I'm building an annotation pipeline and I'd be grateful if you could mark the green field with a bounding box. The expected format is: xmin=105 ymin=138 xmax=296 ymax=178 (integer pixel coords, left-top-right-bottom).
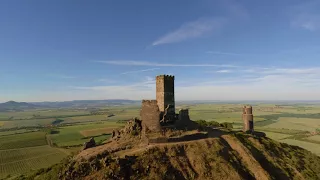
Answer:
xmin=0 ymin=131 xmax=69 ymax=179
xmin=48 ymin=122 xmax=123 ymax=147
xmin=264 ymin=117 xmax=320 ymax=132
xmin=80 ymin=127 xmax=116 ymax=137
xmin=0 ymin=129 xmax=39 ymax=136
xmin=307 ymin=135 xmax=320 ymax=142
xmin=0 ymin=132 xmax=47 ymax=150
xmin=0 ymin=109 xmax=89 ymax=120
xmin=279 ymin=139 xmax=320 ymax=156
xmin=0 ymin=145 xmax=68 ymax=179
xmin=263 ymin=132 xmax=293 ymax=140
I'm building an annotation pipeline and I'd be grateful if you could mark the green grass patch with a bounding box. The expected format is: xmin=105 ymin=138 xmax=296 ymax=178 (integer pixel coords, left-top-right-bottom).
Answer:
xmin=80 ymin=127 xmax=115 ymax=137
xmin=0 ymin=129 xmax=39 ymax=136
xmin=49 ymin=122 xmax=122 ymax=147
xmin=0 ymin=118 xmax=55 ymax=129
xmin=280 ymin=139 xmax=320 ymax=156
xmin=264 ymin=132 xmax=293 ymax=140
xmin=265 ymin=117 xmax=320 ymax=132
xmin=0 ymin=131 xmax=47 ymax=150
xmin=306 ymin=135 xmax=320 ymax=143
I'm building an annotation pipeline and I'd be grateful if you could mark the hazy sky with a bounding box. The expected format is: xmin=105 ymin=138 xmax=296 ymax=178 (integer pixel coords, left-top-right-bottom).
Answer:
xmin=1 ymin=0 xmax=320 ymax=102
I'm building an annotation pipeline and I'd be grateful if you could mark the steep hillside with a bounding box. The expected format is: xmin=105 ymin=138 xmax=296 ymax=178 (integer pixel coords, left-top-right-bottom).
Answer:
xmin=19 ymin=132 xmax=320 ymax=180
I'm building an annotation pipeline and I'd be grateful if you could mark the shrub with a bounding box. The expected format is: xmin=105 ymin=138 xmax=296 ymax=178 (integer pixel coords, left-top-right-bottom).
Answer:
xmin=220 ymin=122 xmax=233 ymax=130
xmin=207 ymin=121 xmax=220 ymax=127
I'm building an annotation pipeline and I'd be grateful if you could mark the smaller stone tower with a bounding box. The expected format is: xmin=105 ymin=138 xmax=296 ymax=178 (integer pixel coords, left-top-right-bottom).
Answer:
xmin=243 ymin=105 xmax=254 ymax=132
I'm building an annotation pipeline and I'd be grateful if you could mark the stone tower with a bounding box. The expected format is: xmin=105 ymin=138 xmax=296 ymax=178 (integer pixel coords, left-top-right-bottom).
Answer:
xmin=243 ymin=105 xmax=254 ymax=132
xmin=156 ymin=75 xmax=175 ymax=114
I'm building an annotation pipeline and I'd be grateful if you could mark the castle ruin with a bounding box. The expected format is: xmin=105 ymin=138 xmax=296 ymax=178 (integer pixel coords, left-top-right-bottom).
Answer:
xmin=139 ymin=74 xmax=254 ymax=135
xmin=242 ymin=105 xmax=254 ymax=132
xmin=140 ymin=75 xmax=190 ymax=133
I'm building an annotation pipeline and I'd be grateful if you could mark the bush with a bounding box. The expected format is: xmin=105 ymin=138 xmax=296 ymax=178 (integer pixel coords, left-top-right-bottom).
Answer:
xmin=220 ymin=122 xmax=233 ymax=130
xmin=195 ymin=120 xmax=220 ymax=127
xmin=207 ymin=121 xmax=220 ymax=127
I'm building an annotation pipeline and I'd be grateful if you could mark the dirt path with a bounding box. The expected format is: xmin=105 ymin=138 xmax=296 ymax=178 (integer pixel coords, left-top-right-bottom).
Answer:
xmin=222 ymin=135 xmax=271 ymax=180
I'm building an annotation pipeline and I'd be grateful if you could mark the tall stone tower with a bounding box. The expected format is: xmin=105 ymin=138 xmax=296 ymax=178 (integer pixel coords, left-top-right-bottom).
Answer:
xmin=156 ymin=75 xmax=175 ymax=121
xmin=243 ymin=105 xmax=254 ymax=132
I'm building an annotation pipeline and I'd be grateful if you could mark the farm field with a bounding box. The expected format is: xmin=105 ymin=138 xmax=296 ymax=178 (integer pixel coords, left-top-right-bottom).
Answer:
xmin=0 ymin=131 xmax=69 ymax=179
xmin=0 ymin=129 xmax=38 ymax=136
xmin=0 ymin=145 xmax=68 ymax=179
xmin=0 ymin=131 xmax=47 ymax=150
xmin=279 ymin=139 xmax=320 ymax=156
xmin=0 ymin=118 xmax=55 ymax=129
xmin=0 ymin=109 xmax=90 ymax=120
xmin=80 ymin=127 xmax=116 ymax=137
xmin=263 ymin=132 xmax=293 ymax=140
xmin=306 ymin=135 xmax=320 ymax=142
xmin=264 ymin=117 xmax=320 ymax=132
xmin=49 ymin=122 xmax=123 ymax=147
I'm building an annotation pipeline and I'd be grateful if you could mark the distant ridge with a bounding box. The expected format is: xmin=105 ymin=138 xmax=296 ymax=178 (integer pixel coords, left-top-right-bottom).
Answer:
xmin=0 ymin=99 xmax=140 ymax=111
xmin=31 ymin=99 xmax=139 ymax=108
xmin=0 ymin=101 xmax=40 ymax=111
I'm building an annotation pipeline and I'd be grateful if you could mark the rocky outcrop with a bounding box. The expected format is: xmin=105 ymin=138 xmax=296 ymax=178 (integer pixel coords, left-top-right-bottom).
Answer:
xmin=112 ymin=118 xmax=142 ymax=140
xmin=83 ymin=138 xmax=96 ymax=150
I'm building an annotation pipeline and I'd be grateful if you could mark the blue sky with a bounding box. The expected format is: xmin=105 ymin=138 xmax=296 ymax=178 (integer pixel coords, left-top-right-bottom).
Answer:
xmin=1 ymin=0 xmax=320 ymax=102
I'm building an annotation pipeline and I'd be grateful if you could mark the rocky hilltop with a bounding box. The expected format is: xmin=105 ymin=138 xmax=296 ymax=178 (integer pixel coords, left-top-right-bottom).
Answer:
xmin=21 ymin=120 xmax=320 ymax=180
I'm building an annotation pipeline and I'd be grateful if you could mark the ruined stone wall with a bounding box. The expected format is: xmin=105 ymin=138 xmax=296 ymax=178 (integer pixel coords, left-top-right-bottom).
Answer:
xmin=140 ymin=100 xmax=161 ymax=132
xmin=243 ymin=106 xmax=254 ymax=132
xmin=178 ymin=109 xmax=190 ymax=122
xmin=156 ymin=75 xmax=175 ymax=113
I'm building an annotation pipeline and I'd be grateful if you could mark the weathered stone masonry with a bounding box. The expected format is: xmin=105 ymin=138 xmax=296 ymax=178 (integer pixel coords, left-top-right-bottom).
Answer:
xmin=156 ymin=75 xmax=175 ymax=117
xmin=243 ymin=105 xmax=254 ymax=132
xmin=139 ymin=74 xmax=191 ymax=134
xmin=179 ymin=109 xmax=190 ymax=122
xmin=140 ymin=100 xmax=161 ymax=132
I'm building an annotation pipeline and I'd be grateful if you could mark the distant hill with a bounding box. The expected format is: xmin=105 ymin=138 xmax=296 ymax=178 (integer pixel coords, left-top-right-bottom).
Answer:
xmin=0 ymin=101 xmax=41 ymax=112
xmin=32 ymin=99 xmax=139 ymax=108
xmin=0 ymin=99 xmax=139 ymax=112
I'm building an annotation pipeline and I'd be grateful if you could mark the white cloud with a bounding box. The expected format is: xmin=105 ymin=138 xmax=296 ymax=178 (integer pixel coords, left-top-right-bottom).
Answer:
xmin=96 ymin=78 xmax=114 ymax=83
xmin=121 ymin=68 xmax=160 ymax=75
xmin=47 ymin=74 xmax=76 ymax=79
xmin=289 ymin=1 xmax=320 ymax=31
xmin=216 ymin=70 xmax=232 ymax=73
xmin=95 ymin=60 xmax=237 ymax=68
xmin=291 ymin=14 xmax=320 ymax=31
xmin=206 ymin=51 xmax=244 ymax=56
xmin=152 ymin=17 xmax=227 ymax=46
xmin=216 ymin=0 xmax=249 ymax=19
xmin=64 ymin=66 xmax=320 ymax=101
xmin=5 ymin=66 xmax=320 ymax=102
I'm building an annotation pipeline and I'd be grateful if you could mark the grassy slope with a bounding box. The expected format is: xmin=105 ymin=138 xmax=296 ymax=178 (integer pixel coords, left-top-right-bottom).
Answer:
xmin=28 ymin=133 xmax=320 ymax=180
